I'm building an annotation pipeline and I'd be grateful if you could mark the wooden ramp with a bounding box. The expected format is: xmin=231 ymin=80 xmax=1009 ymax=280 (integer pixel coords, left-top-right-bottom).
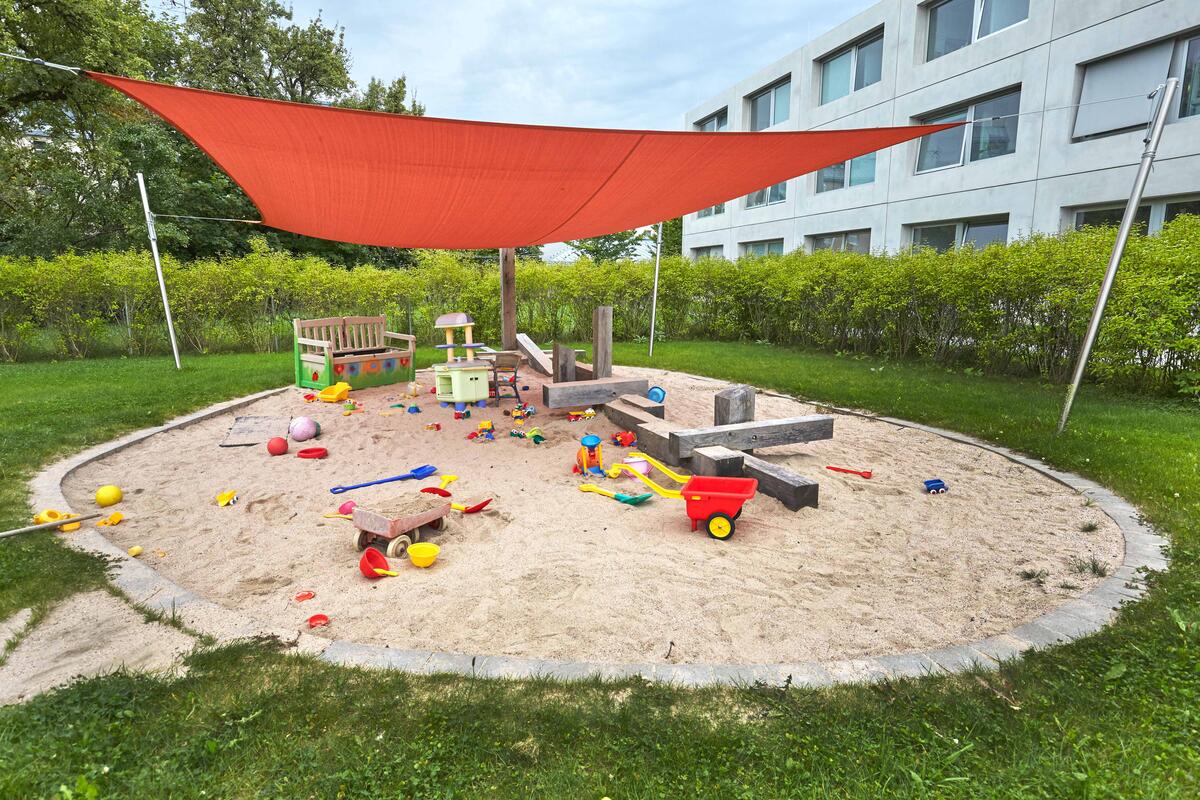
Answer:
xmin=515 ymin=333 xmax=552 ymax=375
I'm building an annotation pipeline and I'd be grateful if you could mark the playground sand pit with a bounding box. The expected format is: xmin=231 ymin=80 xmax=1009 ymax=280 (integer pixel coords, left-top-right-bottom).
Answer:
xmin=62 ymin=366 xmax=1123 ymax=666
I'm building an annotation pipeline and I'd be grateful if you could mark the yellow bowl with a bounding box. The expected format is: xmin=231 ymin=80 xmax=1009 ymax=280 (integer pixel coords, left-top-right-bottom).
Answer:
xmin=407 ymin=542 xmax=440 ymax=568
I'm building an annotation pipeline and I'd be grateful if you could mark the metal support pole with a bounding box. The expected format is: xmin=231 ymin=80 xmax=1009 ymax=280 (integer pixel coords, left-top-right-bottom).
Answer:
xmin=137 ymin=172 xmax=182 ymax=370
xmin=648 ymin=221 xmax=663 ymax=358
xmin=1057 ymin=80 xmax=1177 ymax=433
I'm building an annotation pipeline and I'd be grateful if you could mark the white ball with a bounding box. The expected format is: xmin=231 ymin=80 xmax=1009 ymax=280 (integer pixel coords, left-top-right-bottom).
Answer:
xmin=289 ymin=416 xmax=320 ymax=441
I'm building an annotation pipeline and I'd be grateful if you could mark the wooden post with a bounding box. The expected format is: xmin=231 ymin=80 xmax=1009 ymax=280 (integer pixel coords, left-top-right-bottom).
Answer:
xmin=499 ymin=247 xmax=517 ymax=351
xmin=552 ymin=342 xmax=576 ymax=383
xmin=714 ymin=384 xmax=755 ymax=426
xmin=592 ymin=306 xmax=613 ymax=379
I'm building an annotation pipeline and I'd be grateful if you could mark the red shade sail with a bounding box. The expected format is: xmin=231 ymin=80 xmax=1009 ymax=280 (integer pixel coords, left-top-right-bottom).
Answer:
xmin=88 ymin=72 xmax=958 ymax=249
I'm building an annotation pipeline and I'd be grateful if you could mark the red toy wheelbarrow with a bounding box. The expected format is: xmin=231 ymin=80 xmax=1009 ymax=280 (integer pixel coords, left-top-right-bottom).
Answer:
xmin=607 ymin=452 xmax=757 ymax=540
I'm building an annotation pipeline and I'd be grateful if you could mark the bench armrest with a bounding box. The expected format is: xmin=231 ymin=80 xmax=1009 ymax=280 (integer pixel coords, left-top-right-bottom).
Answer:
xmin=384 ymin=331 xmax=416 ymax=347
xmin=296 ymin=336 xmax=332 ymax=350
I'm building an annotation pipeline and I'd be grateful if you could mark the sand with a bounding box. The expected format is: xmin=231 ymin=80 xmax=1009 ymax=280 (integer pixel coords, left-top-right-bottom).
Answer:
xmin=61 ymin=366 xmax=1122 ymax=666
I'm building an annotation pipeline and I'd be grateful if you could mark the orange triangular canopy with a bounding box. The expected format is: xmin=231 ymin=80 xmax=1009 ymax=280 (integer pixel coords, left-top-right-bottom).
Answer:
xmin=89 ymin=72 xmax=958 ymax=249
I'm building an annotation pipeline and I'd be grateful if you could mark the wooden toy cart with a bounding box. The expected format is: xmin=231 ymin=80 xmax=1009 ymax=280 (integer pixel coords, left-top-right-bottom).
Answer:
xmin=352 ymin=494 xmax=451 ymax=558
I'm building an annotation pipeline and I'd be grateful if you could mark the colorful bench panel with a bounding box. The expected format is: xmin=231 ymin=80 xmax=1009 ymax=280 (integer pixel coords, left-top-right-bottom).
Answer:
xmin=294 ymin=316 xmax=416 ymax=390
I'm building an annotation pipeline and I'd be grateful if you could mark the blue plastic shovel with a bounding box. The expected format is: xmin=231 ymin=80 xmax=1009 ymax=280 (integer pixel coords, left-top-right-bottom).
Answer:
xmin=330 ymin=465 xmax=438 ymax=494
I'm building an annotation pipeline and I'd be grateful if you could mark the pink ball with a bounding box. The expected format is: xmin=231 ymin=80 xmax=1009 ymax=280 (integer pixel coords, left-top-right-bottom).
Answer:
xmin=289 ymin=416 xmax=319 ymax=442
xmin=338 ymin=500 xmax=357 ymax=516
xmin=266 ymin=437 xmax=288 ymax=456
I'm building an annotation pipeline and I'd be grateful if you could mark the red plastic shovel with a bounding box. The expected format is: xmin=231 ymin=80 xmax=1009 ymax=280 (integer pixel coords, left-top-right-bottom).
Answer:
xmin=826 ymin=466 xmax=873 ymax=479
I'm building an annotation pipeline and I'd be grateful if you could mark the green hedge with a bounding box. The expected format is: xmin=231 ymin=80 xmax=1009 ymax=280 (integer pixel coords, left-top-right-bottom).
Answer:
xmin=2 ymin=220 xmax=1198 ymax=395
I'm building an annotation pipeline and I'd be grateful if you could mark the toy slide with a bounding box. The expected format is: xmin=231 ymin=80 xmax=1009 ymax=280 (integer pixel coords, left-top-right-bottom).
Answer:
xmin=627 ymin=451 xmax=690 ymax=483
xmin=606 ymin=463 xmax=683 ymax=500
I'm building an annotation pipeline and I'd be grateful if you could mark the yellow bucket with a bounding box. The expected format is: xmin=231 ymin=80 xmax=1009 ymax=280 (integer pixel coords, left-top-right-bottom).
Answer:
xmin=407 ymin=542 xmax=440 ymax=568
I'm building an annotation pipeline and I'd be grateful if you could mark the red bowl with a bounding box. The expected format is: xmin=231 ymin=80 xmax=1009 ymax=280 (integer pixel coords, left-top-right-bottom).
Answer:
xmin=358 ymin=548 xmax=391 ymax=578
xmin=297 ymin=447 xmax=328 ymax=459
xmin=306 ymin=613 xmax=329 ymax=628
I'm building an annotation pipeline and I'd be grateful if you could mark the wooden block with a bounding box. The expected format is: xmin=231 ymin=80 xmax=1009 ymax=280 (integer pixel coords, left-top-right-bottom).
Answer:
xmin=635 ymin=420 xmax=681 ymax=464
xmin=542 ymin=376 xmax=650 ymax=408
xmin=592 ymin=306 xmax=613 ymax=379
xmin=552 ymin=342 xmax=576 ymax=383
xmin=618 ymin=393 xmax=664 ymax=418
xmin=669 ymin=415 xmax=834 ymax=462
xmin=715 ymin=384 xmax=755 ymax=426
xmin=742 ymin=454 xmax=819 ymax=510
xmin=575 ymin=362 xmax=595 ymax=381
xmin=499 ymin=248 xmax=517 ymax=350
xmin=691 ymin=445 xmax=745 ymax=477
xmin=603 ymin=398 xmax=661 ymax=431
xmin=516 ymin=333 xmax=552 ymax=375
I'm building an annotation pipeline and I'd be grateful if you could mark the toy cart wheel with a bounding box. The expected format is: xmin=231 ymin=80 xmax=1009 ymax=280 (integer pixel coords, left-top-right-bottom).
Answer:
xmin=734 ymin=508 xmax=742 ymax=520
xmin=386 ymin=534 xmax=413 ymax=559
xmin=355 ymin=530 xmax=372 ymax=552
xmin=425 ymin=517 xmax=444 ymax=531
xmin=706 ymin=513 xmax=735 ymax=540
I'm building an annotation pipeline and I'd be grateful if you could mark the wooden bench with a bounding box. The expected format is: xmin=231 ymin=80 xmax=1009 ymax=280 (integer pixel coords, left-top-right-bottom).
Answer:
xmin=293 ymin=315 xmax=416 ymax=390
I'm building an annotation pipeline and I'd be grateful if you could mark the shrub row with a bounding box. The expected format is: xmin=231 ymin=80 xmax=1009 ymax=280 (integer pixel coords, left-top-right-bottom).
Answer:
xmin=1 ymin=220 xmax=1198 ymax=394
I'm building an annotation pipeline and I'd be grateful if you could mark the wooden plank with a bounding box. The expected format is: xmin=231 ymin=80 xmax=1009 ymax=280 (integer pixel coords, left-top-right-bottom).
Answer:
xmin=552 ymin=342 xmax=576 ymax=383
xmin=499 ymin=248 xmax=517 ymax=350
xmin=715 ymin=384 xmax=755 ymax=426
xmin=742 ymin=454 xmax=819 ymax=510
xmin=542 ymin=376 xmax=650 ymax=409
xmin=516 ymin=333 xmax=552 ymax=375
xmin=691 ymin=445 xmax=745 ymax=477
xmin=618 ymin=393 xmax=664 ymax=418
xmin=602 ymin=398 xmax=660 ymax=431
xmin=575 ymin=362 xmax=594 ymax=381
xmin=668 ymin=415 xmax=835 ymax=461
xmin=634 ymin=420 xmax=682 ymax=465
xmin=592 ymin=306 xmax=613 ymax=379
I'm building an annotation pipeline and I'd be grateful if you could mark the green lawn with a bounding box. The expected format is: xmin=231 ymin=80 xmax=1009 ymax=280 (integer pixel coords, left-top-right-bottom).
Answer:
xmin=1 ymin=343 xmax=1197 ymax=798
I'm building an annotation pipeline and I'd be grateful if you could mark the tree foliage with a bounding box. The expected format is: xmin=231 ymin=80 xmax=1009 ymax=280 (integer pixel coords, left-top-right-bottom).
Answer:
xmin=0 ymin=0 xmax=423 ymax=264
xmin=565 ymin=229 xmax=650 ymax=262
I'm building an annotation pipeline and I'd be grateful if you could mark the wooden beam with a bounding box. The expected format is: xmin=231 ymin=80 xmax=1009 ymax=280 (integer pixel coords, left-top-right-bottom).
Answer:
xmin=618 ymin=393 xmax=664 ymax=418
xmin=516 ymin=333 xmax=552 ymax=375
xmin=592 ymin=306 xmax=613 ymax=379
xmin=714 ymin=384 xmax=755 ymax=426
xmin=542 ymin=376 xmax=650 ymax=409
xmin=499 ymin=247 xmax=517 ymax=351
xmin=574 ymin=362 xmax=595 ymax=381
xmin=691 ymin=445 xmax=745 ymax=477
xmin=742 ymin=454 xmax=819 ymax=510
xmin=602 ymin=398 xmax=661 ymax=431
xmin=668 ymin=414 xmax=834 ymax=461
xmin=633 ymin=420 xmax=682 ymax=464
xmin=552 ymin=342 xmax=576 ymax=383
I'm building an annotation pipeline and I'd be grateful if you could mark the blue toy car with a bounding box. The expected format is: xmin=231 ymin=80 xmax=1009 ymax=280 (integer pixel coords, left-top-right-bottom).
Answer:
xmin=923 ymin=478 xmax=948 ymax=494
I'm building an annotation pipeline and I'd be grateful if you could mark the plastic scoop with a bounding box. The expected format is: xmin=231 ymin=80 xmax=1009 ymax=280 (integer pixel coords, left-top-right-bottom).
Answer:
xmin=826 ymin=466 xmax=873 ymax=479
xmin=451 ymin=499 xmax=492 ymax=514
xmin=579 ymin=483 xmax=653 ymax=506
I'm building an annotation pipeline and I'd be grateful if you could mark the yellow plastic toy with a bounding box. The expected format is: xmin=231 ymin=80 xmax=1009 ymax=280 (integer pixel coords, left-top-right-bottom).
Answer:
xmin=605 ymin=451 xmax=689 ymax=499
xmin=33 ymin=509 xmax=82 ymax=532
xmin=317 ymin=381 xmax=352 ymax=403
xmin=216 ymin=490 xmax=239 ymax=507
xmin=127 ymin=545 xmax=143 ymax=557
xmin=95 ymin=484 xmax=123 ymax=507
xmin=97 ymin=512 xmax=124 ymax=527
xmin=408 ymin=542 xmax=440 ymax=568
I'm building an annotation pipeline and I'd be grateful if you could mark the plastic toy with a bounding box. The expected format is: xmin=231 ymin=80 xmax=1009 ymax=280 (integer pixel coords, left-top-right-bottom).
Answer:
xmin=407 ymin=405 xmax=422 ymax=414
xmin=408 ymin=542 xmax=440 ymax=568
xmin=573 ymin=434 xmax=605 ymax=475
xmin=338 ymin=500 xmax=358 ymax=515
xmin=127 ymin=545 xmax=143 ymax=557
xmin=567 ymin=408 xmax=596 ymax=422
xmin=622 ymin=456 xmax=651 ymax=476
xmin=359 ymin=548 xmax=397 ymax=578
xmin=352 ymin=494 xmax=450 ymax=558
xmin=923 ymin=478 xmax=948 ymax=494
xmin=432 ymin=312 xmax=491 ymax=410
xmin=297 ymin=447 xmax=328 ymax=459
xmin=421 ymin=487 xmax=452 ymax=497
xmin=402 ymin=381 xmax=423 ymax=398
xmin=96 ymin=512 xmax=124 ymax=527
xmin=216 ymin=490 xmax=239 ymax=507
xmin=437 ymin=475 xmax=459 ymax=491
xmin=33 ymin=508 xmax=81 ymax=531
xmin=95 ymin=484 xmax=123 ymax=507
xmin=267 ymin=437 xmax=289 ymax=456
xmin=425 ymin=422 xmax=442 ymax=431
xmin=479 ymin=420 xmax=494 ymax=432
xmin=610 ymin=431 xmax=637 ymax=447
xmin=329 ymin=464 xmax=438 ymax=494
xmin=451 ymin=499 xmax=492 ymax=514
xmin=826 ymin=465 xmax=872 ymax=479
xmin=289 ymin=416 xmax=320 ymax=442
xmin=647 ymin=386 xmax=667 ymax=404
xmin=294 ymin=590 xmax=315 ymax=602
xmin=307 ymin=614 xmax=330 ymax=628
xmin=578 ymin=484 xmax=653 ymax=505
xmin=316 ymin=381 xmax=351 ymax=403
xmin=607 ymin=451 xmax=757 ymax=540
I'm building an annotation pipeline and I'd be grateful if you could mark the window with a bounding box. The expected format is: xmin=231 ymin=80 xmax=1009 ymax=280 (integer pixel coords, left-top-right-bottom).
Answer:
xmin=692 ymin=245 xmax=725 ymax=260
xmin=916 ymin=88 xmax=1020 ymax=172
xmin=1074 ymin=40 xmax=1174 ymax=138
xmin=695 ymin=110 xmax=729 ymax=218
xmin=1178 ymin=36 xmax=1200 ymax=119
xmin=745 ymin=181 xmax=787 ymax=209
xmin=912 ymin=217 xmax=1009 ymax=252
xmin=749 ymin=80 xmax=790 ymax=131
xmin=926 ymin=0 xmax=1028 ymax=62
xmin=1074 ymin=205 xmax=1151 ymax=231
xmin=1166 ymin=199 xmax=1200 ymax=222
xmin=742 ymin=239 xmax=785 ymax=257
xmin=810 ymin=229 xmax=872 ymax=253
xmin=820 ymin=32 xmax=884 ymax=104
xmin=816 ymin=153 xmax=876 ymax=192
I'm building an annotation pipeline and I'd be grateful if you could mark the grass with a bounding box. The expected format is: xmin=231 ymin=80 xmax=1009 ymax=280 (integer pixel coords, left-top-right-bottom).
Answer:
xmin=1 ymin=342 xmax=1198 ymax=798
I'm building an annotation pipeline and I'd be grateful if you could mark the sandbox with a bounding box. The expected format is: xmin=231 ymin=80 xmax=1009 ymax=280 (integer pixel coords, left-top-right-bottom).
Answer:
xmin=62 ymin=367 xmax=1122 ymax=666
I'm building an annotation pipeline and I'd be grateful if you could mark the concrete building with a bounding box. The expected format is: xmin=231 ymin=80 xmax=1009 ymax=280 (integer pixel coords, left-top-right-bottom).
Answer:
xmin=682 ymin=0 xmax=1200 ymax=258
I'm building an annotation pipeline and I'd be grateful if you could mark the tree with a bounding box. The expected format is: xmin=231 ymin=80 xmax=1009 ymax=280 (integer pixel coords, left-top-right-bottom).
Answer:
xmin=565 ymin=229 xmax=650 ymax=262
xmin=646 ymin=217 xmax=682 ymax=257
xmin=339 ymin=76 xmax=424 ymax=116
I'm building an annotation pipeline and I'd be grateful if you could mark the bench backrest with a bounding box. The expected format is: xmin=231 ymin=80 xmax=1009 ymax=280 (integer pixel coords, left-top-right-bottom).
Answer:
xmin=294 ymin=315 xmax=389 ymax=354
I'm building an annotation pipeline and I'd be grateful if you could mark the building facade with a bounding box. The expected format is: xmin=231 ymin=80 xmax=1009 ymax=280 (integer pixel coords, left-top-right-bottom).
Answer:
xmin=681 ymin=0 xmax=1200 ymax=258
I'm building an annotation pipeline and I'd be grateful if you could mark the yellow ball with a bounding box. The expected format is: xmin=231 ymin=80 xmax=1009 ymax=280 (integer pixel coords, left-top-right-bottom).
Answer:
xmin=95 ymin=485 xmax=123 ymax=507
xmin=127 ymin=545 xmax=143 ymax=557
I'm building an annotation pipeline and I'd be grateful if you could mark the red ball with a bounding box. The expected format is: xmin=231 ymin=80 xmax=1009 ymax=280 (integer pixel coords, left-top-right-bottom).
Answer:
xmin=266 ymin=436 xmax=289 ymax=456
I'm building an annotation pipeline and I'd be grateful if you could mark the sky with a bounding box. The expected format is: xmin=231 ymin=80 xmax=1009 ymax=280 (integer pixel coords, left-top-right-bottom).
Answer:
xmin=281 ymin=0 xmax=878 ymax=257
